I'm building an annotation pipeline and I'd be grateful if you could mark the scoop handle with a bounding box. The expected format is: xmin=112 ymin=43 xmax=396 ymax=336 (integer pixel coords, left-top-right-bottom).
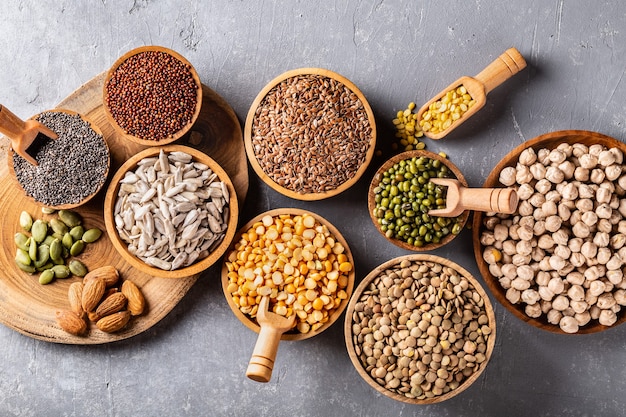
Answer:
xmin=462 ymin=187 xmax=518 ymax=214
xmin=246 ymin=325 xmax=285 ymax=383
xmin=474 ymin=48 xmax=527 ymax=94
xmin=0 ymin=105 xmax=27 ymax=139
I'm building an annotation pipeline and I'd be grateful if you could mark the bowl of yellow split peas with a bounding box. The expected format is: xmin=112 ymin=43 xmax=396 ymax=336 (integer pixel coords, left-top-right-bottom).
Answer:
xmin=221 ymin=208 xmax=355 ymax=340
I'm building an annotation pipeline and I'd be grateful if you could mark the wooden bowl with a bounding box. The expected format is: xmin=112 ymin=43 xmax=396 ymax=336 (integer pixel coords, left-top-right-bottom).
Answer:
xmin=103 ymin=145 xmax=238 ymax=279
xmin=368 ymin=150 xmax=470 ymax=251
xmin=102 ymin=45 xmax=203 ymax=146
xmin=472 ymin=130 xmax=626 ymax=334
xmin=7 ymin=109 xmax=110 ymax=210
xmin=221 ymin=208 xmax=356 ymax=340
xmin=244 ymin=68 xmax=376 ymax=201
xmin=344 ymin=253 xmax=496 ymax=404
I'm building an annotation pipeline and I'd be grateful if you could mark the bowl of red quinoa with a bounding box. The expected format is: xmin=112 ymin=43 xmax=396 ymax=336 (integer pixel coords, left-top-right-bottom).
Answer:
xmin=103 ymin=46 xmax=203 ymax=146
xmin=8 ymin=109 xmax=110 ymax=209
xmin=244 ymin=68 xmax=377 ymax=201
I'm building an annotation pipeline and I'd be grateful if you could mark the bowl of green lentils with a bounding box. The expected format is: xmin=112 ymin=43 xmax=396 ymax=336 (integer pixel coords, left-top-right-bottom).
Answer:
xmin=368 ymin=150 xmax=469 ymax=251
xmin=345 ymin=253 xmax=496 ymax=404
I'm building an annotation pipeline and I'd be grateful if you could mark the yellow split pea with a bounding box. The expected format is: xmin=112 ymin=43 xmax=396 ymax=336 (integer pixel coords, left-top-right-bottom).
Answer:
xmin=419 ymin=85 xmax=475 ymax=134
xmin=225 ymin=212 xmax=352 ymax=334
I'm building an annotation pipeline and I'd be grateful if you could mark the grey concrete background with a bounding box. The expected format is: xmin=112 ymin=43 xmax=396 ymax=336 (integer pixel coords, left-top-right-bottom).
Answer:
xmin=1 ymin=1 xmax=626 ymax=416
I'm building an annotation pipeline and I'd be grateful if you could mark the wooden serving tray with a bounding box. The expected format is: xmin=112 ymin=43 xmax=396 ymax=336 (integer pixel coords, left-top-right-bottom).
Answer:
xmin=0 ymin=72 xmax=248 ymax=344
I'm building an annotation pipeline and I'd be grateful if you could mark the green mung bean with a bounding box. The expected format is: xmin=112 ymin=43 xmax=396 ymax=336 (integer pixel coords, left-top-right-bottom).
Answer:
xmin=373 ymin=156 xmax=464 ymax=248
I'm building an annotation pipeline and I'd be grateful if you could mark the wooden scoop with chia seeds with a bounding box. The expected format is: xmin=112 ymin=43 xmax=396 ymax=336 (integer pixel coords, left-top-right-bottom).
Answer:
xmin=416 ymin=47 xmax=527 ymax=140
xmin=246 ymin=296 xmax=297 ymax=383
xmin=0 ymin=104 xmax=58 ymax=166
xmin=428 ymin=178 xmax=518 ymax=217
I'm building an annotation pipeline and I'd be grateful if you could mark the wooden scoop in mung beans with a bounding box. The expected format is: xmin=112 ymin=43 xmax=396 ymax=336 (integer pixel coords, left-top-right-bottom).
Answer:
xmin=416 ymin=47 xmax=527 ymax=140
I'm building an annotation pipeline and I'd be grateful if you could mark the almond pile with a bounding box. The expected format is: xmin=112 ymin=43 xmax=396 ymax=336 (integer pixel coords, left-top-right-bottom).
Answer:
xmin=55 ymin=265 xmax=146 ymax=336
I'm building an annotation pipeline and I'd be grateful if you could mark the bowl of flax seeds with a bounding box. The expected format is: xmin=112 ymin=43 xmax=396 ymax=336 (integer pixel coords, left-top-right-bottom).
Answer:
xmin=244 ymin=68 xmax=377 ymax=201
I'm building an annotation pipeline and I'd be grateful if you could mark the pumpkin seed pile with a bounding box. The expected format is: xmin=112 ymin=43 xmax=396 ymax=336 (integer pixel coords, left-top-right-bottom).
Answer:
xmin=15 ymin=209 xmax=103 ymax=284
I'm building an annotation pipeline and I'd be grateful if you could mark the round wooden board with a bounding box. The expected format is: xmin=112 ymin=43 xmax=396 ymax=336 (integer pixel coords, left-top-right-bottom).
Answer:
xmin=0 ymin=71 xmax=248 ymax=344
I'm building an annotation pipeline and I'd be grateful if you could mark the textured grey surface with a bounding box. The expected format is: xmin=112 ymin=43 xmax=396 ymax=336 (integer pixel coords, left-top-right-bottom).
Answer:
xmin=1 ymin=1 xmax=626 ymax=416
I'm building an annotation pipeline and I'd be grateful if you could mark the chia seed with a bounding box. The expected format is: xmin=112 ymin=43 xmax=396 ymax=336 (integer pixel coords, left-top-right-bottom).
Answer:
xmin=12 ymin=111 xmax=110 ymax=207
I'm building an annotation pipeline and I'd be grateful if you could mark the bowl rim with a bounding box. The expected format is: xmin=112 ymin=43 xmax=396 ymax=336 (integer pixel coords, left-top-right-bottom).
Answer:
xmin=7 ymin=108 xmax=110 ymax=210
xmin=102 ymin=45 xmax=203 ymax=146
xmin=367 ymin=149 xmax=470 ymax=252
xmin=220 ymin=207 xmax=356 ymax=341
xmin=343 ymin=253 xmax=497 ymax=404
xmin=243 ymin=67 xmax=377 ymax=201
xmin=472 ymin=129 xmax=626 ymax=334
xmin=103 ymin=144 xmax=239 ymax=279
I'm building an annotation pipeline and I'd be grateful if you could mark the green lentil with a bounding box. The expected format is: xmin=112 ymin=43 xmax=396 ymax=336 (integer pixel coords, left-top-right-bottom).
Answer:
xmin=373 ymin=156 xmax=464 ymax=248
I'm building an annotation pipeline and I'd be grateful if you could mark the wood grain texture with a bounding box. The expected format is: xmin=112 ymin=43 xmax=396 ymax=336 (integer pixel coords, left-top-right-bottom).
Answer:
xmin=472 ymin=130 xmax=626 ymax=334
xmin=0 ymin=72 xmax=248 ymax=344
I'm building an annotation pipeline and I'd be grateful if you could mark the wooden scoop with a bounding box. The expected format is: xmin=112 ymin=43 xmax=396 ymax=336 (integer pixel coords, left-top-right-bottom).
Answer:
xmin=416 ymin=47 xmax=527 ymax=140
xmin=246 ymin=296 xmax=297 ymax=383
xmin=428 ymin=178 xmax=518 ymax=217
xmin=0 ymin=104 xmax=58 ymax=166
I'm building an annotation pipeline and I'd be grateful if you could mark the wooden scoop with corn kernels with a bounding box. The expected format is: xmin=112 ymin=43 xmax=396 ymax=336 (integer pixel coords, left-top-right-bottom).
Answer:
xmin=428 ymin=178 xmax=518 ymax=217
xmin=416 ymin=47 xmax=527 ymax=140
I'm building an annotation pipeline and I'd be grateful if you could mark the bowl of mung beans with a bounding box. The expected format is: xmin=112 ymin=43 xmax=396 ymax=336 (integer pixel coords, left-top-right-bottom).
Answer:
xmin=103 ymin=145 xmax=238 ymax=278
xmin=103 ymin=45 xmax=203 ymax=146
xmin=221 ymin=208 xmax=355 ymax=340
xmin=473 ymin=130 xmax=626 ymax=334
xmin=345 ymin=254 xmax=496 ymax=404
xmin=244 ymin=68 xmax=376 ymax=201
xmin=8 ymin=109 xmax=110 ymax=209
xmin=368 ymin=150 xmax=469 ymax=251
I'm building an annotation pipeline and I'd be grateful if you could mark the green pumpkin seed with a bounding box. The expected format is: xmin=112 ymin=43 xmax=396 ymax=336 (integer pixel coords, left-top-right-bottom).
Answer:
xmin=58 ymin=210 xmax=82 ymax=228
xmin=70 ymin=240 xmax=85 ymax=256
xmin=42 ymin=235 xmax=56 ymax=247
xmin=49 ymin=239 xmax=63 ymax=263
xmin=41 ymin=207 xmax=56 ymax=214
xmin=16 ymin=261 xmax=35 ymax=273
xmin=31 ymin=219 xmax=48 ymax=243
xmin=38 ymin=269 xmax=55 ymax=285
xmin=62 ymin=232 xmax=74 ymax=249
xmin=50 ymin=218 xmax=69 ymax=236
xmin=35 ymin=262 xmax=54 ymax=272
xmin=19 ymin=211 xmax=33 ymax=232
xmin=51 ymin=264 xmax=70 ymax=279
xmin=33 ymin=245 xmax=50 ymax=269
xmin=82 ymin=228 xmax=103 ymax=243
xmin=14 ymin=233 xmax=30 ymax=251
xmin=69 ymin=225 xmax=84 ymax=241
xmin=29 ymin=238 xmax=38 ymax=262
xmin=15 ymin=248 xmax=31 ymax=266
xmin=68 ymin=259 xmax=87 ymax=277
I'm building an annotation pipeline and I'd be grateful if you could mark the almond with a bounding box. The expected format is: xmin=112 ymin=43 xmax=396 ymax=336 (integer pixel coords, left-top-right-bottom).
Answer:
xmin=56 ymin=310 xmax=87 ymax=336
xmin=81 ymin=277 xmax=106 ymax=312
xmin=68 ymin=282 xmax=85 ymax=318
xmin=83 ymin=265 xmax=119 ymax=288
xmin=96 ymin=310 xmax=131 ymax=333
xmin=92 ymin=292 xmax=127 ymax=322
xmin=121 ymin=280 xmax=146 ymax=316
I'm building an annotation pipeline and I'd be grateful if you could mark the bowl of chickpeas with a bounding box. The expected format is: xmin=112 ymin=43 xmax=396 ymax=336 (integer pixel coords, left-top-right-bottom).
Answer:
xmin=221 ymin=208 xmax=355 ymax=340
xmin=473 ymin=130 xmax=626 ymax=334
xmin=368 ymin=150 xmax=470 ymax=252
